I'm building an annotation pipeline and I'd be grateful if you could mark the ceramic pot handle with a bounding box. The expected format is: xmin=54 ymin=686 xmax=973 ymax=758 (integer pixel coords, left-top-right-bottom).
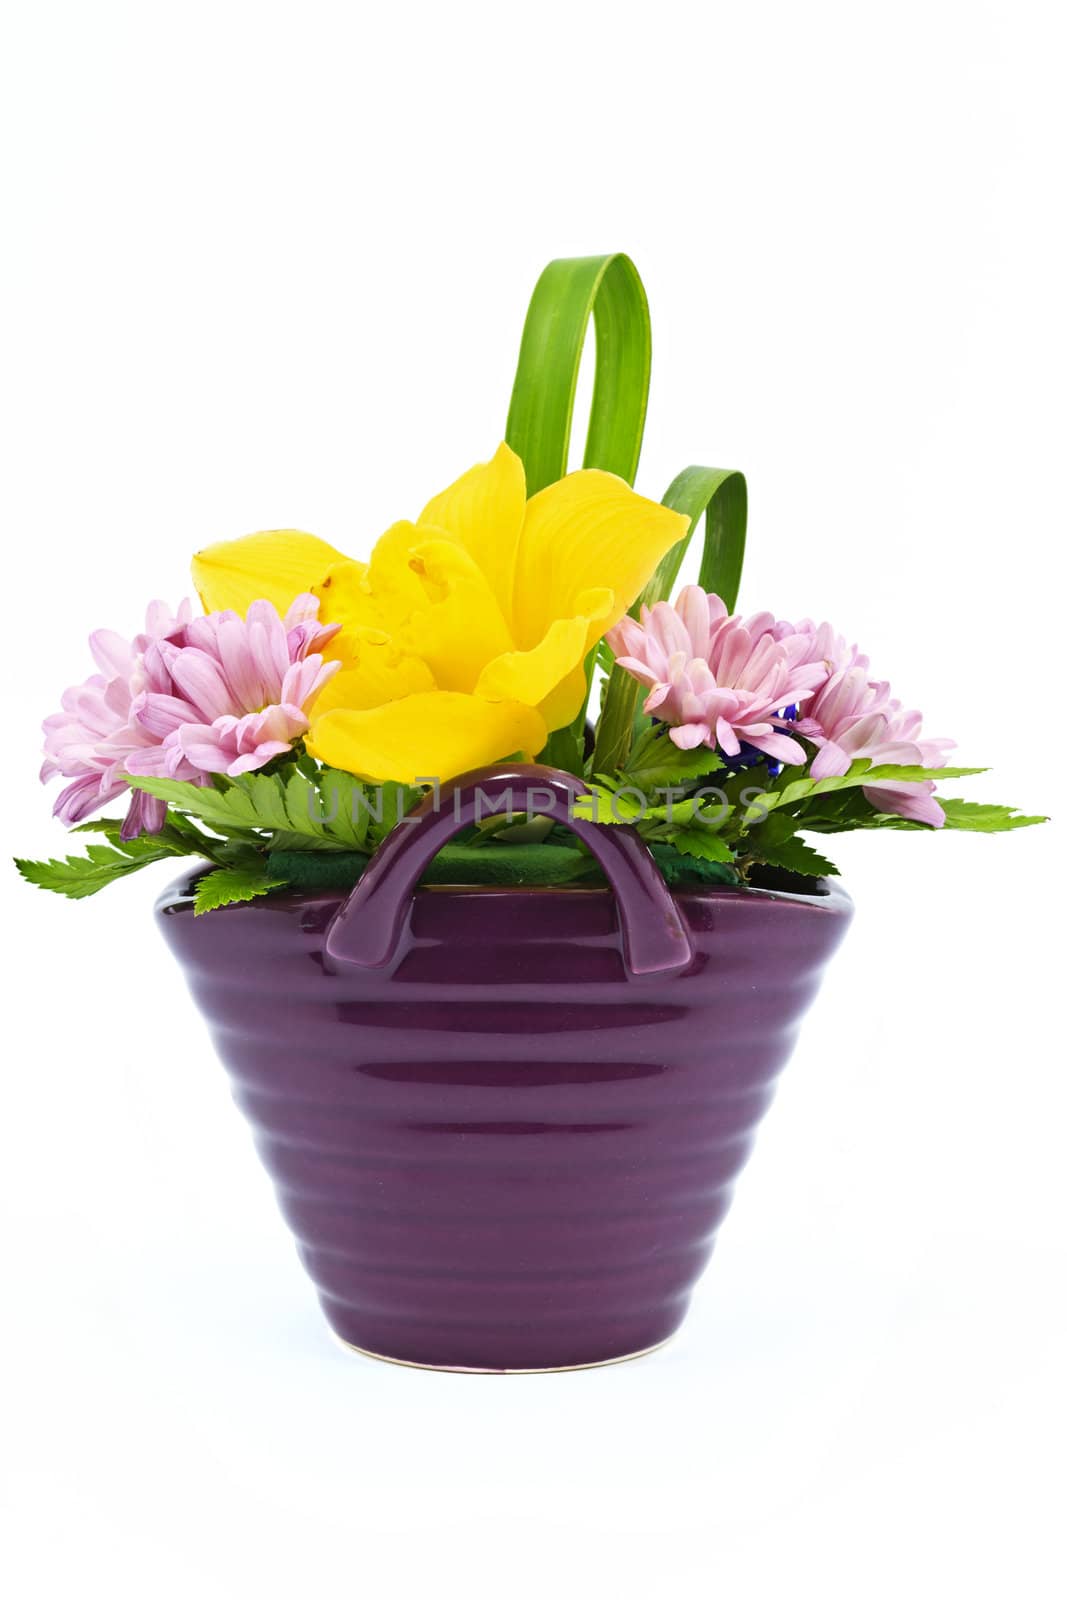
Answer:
xmin=324 ymin=764 xmax=693 ymax=977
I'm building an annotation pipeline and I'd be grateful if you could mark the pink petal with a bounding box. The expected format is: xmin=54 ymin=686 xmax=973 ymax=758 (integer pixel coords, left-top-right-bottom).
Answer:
xmin=168 ymin=648 xmax=235 ymax=722
xmin=669 ymin=722 xmax=711 ymax=750
xmin=715 ymin=717 xmax=741 ymax=757
xmin=743 ymin=730 xmax=807 ymax=766
xmin=864 ymin=781 xmax=945 ymax=827
xmin=810 ymin=741 xmax=852 ymax=780
xmin=175 ymin=722 xmax=233 ymax=773
xmin=215 ymin=616 xmax=266 ymax=711
xmin=226 ymin=741 xmax=292 ymax=776
xmin=676 ymin=586 xmax=711 ymax=660
xmin=89 ymin=629 xmax=133 ymax=678
xmin=134 ymin=692 xmax=200 ymax=738
xmin=121 ymin=790 xmax=167 ymax=840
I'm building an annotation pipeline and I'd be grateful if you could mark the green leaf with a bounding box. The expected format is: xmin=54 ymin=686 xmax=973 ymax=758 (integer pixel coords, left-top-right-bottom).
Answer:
xmin=741 ymin=761 xmax=988 ymax=824
xmin=669 ymin=827 xmax=736 ymax=864
xmin=657 ymin=466 xmax=748 ymax=612
xmin=316 ymin=767 xmax=372 ymax=848
xmin=859 ymin=764 xmax=987 ymax=784
xmin=594 ymin=638 xmax=615 ymax=676
xmin=490 ymin=814 xmax=557 ymax=845
xmin=192 ymin=866 xmax=286 ymax=914
xmin=541 ymin=724 xmax=586 ymax=778
xmin=749 ymin=835 xmax=840 ymax=877
xmin=589 ymin=670 xmax=643 ymax=779
xmin=623 ymin=727 xmax=724 ymax=789
xmin=126 ymin=773 xmax=264 ymax=833
xmin=505 ymin=253 xmax=651 ymax=497
xmin=648 ymin=841 xmax=739 ymax=887
xmin=939 ymin=800 xmax=1047 ymax=831
xmin=240 ymin=773 xmax=293 ymax=831
xmin=260 ymin=828 xmax=352 ymax=853
xmin=15 ymin=830 xmax=193 ymax=900
xmin=365 ymin=782 xmax=421 ymax=848
xmin=856 ymin=799 xmax=1049 ymax=833
xmin=127 ymin=766 xmax=410 ymax=853
xmin=591 ymin=466 xmax=748 ymax=777
xmin=505 ymin=254 xmax=656 ymax=764
xmin=269 ymin=841 xmax=601 ymax=892
xmin=571 ymin=785 xmax=641 ymax=824
xmin=73 ymin=810 xmax=240 ymax=864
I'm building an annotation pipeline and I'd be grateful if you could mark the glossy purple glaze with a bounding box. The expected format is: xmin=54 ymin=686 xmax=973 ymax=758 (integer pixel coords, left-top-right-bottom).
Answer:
xmin=328 ymin=767 xmax=693 ymax=976
xmin=155 ymin=770 xmax=853 ymax=1371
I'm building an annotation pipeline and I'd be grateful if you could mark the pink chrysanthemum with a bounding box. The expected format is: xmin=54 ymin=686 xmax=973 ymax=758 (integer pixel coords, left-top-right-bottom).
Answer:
xmin=610 ymin=587 xmax=954 ymax=827
xmin=42 ymin=595 xmax=341 ymax=839
xmin=795 ymin=661 xmax=955 ymax=827
xmin=608 ymin=587 xmax=829 ymax=767
xmin=749 ymin=611 xmax=954 ymax=824
xmin=745 ymin=614 xmax=868 ymax=678
xmin=41 ymin=600 xmax=195 ymax=839
xmin=126 ymin=596 xmax=341 ymax=782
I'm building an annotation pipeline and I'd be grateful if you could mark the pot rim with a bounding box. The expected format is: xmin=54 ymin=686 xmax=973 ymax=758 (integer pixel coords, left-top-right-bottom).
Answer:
xmin=156 ymin=864 xmax=853 ymax=919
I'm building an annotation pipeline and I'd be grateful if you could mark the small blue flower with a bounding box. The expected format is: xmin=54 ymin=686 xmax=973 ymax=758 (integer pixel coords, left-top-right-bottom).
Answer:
xmin=720 ymin=704 xmax=798 ymax=779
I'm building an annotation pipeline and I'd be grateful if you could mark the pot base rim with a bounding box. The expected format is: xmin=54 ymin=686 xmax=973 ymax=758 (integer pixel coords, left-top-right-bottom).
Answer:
xmin=330 ymin=1332 xmax=674 ymax=1374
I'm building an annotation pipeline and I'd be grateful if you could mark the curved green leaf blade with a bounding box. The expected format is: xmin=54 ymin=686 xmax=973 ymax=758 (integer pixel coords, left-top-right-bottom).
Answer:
xmin=591 ymin=466 xmax=747 ymax=776
xmin=659 ymin=465 xmax=748 ymax=612
xmin=505 ymin=253 xmax=651 ymax=496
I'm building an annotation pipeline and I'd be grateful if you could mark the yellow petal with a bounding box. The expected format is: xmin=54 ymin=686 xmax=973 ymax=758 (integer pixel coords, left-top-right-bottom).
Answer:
xmin=511 ymin=471 xmax=689 ymax=651
xmin=192 ymin=530 xmax=345 ymax=617
xmin=474 ymin=587 xmax=611 ymax=713
xmin=316 ymin=524 xmax=514 ymax=694
xmin=307 ymin=693 xmax=547 ymax=785
xmin=314 ymin=524 xmax=430 ymax=636
xmin=417 ymin=443 xmax=526 ymax=625
xmin=350 ymin=521 xmax=431 ymax=622
xmin=307 ymin=631 xmax=435 ymax=717
xmin=536 ymin=662 xmax=590 ymax=734
xmin=314 ymin=557 xmax=384 ymax=636
xmin=398 ymin=537 xmax=514 ymax=692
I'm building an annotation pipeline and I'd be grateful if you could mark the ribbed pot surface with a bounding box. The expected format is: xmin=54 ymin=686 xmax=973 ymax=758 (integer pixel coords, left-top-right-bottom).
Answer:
xmin=157 ymin=873 xmax=852 ymax=1370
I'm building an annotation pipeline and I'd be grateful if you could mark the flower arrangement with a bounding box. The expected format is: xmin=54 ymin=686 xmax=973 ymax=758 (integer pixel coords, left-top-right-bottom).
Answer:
xmin=18 ymin=254 xmax=1044 ymax=910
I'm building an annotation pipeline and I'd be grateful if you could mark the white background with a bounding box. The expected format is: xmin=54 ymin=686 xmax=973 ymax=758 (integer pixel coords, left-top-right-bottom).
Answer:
xmin=2 ymin=3 xmax=1064 ymax=1595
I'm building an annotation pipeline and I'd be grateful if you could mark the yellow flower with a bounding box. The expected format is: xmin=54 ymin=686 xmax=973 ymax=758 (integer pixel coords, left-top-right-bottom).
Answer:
xmin=191 ymin=444 xmax=687 ymax=783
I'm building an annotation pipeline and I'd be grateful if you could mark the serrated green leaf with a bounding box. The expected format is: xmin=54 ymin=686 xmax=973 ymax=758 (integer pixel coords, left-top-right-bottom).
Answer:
xmin=126 ymin=774 xmax=263 ymax=833
xmin=239 ymin=773 xmax=292 ymax=831
xmin=939 ymin=800 xmax=1047 ymax=831
xmin=623 ymin=727 xmax=724 ymax=789
xmin=70 ymin=816 xmax=132 ymax=837
xmin=192 ymin=866 xmax=286 ymax=914
xmin=749 ymin=835 xmax=840 ymax=877
xmin=862 ymin=764 xmax=987 ymax=783
xmin=669 ymin=828 xmax=736 ymax=863
xmin=741 ymin=761 xmax=988 ymax=824
xmin=365 ymin=782 xmax=421 ymax=847
xmin=128 ymin=765 xmax=405 ymax=853
xmin=282 ymin=768 xmax=326 ymax=838
xmin=14 ymin=831 xmax=193 ymax=900
xmin=263 ymin=829 xmax=351 ymax=853
xmin=316 ymin=767 xmax=370 ymax=848
xmin=85 ymin=842 xmax=127 ymax=866
xmin=648 ymin=841 xmax=739 ymax=887
xmin=754 ymin=809 xmax=800 ymax=845
xmin=858 ymin=799 xmax=1049 ymax=833
xmin=571 ymin=785 xmax=640 ymax=824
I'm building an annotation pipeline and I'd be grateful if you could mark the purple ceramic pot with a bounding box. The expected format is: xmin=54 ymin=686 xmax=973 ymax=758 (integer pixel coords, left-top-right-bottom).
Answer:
xmin=156 ymin=766 xmax=852 ymax=1372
